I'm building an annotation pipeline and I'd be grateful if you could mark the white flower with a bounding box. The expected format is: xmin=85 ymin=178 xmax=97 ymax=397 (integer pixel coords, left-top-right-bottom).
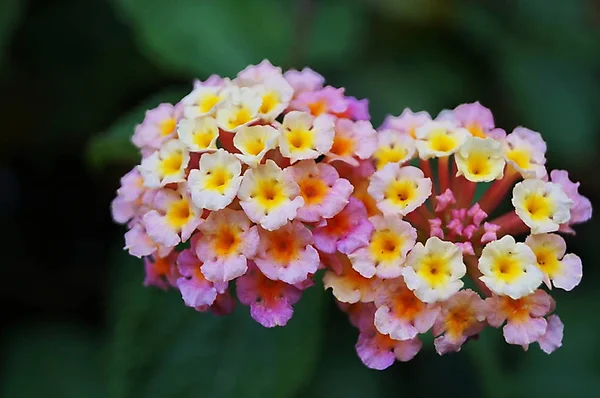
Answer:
xmin=139 ymin=139 xmax=189 ymax=188
xmin=233 ymin=125 xmax=280 ymax=167
xmin=455 ymin=136 xmax=505 ymax=182
xmin=512 ymin=179 xmax=572 ymax=234
xmin=403 ymin=237 xmax=466 ymax=303
xmin=279 ymin=111 xmax=335 ymax=163
xmin=177 ymin=116 xmax=219 ymax=152
xmin=478 ymin=235 xmax=543 ymax=299
xmin=415 ymin=121 xmax=469 ymax=159
xmin=188 ymin=149 xmax=242 ymax=211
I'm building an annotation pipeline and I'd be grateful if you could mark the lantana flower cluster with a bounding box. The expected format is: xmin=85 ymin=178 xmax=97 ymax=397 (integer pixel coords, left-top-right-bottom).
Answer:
xmin=111 ymin=61 xmax=591 ymax=370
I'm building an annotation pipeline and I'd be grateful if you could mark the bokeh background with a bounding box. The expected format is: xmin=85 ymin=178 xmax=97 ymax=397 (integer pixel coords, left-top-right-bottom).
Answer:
xmin=1 ymin=0 xmax=600 ymax=397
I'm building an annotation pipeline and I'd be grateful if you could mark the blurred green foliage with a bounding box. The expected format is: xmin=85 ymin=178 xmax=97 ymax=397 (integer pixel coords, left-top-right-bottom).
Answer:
xmin=2 ymin=0 xmax=600 ymax=397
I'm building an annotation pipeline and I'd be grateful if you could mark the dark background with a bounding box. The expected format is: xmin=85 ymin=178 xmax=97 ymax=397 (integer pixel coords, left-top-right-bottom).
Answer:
xmin=1 ymin=0 xmax=599 ymax=397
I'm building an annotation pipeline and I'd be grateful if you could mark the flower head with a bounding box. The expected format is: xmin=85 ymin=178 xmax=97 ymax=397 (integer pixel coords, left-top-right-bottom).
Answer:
xmin=237 ymin=159 xmax=304 ymax=230
xmin=132 ymin=103 xmax=181 ymax=152
xmin=313 ymin=197 xmax=373 ymax=254
xmin=254 ymin=221 xmax=319 ymax=284
xmin=288 ymin=160 xmax=353 ymax=222
xmin=216 ymin=86 xmax=262 ymax=132
xmin=403 ymin=237 xmax=466 ymax=303
xmin=512 ymin=179 xmax=572 ymax=234
xmin=139 ymin=139 xmax=189 ymax=188
xmin=325 ymin=119 xmax=377 ymax=166
xmin=373 ymin=130 xmax=416 ymax=170
xmin=181 ymin=84 xmax=224 ymax=119
xmin=279 ymin=111 xmax=335 ymax=163
xmin=323 ymin=255 xmax=379 ymax=304
xmin=447 ymin=102 xmax=494 ymax=138
xmin=374 ymin=278 xmax=440 ymax=341
xmin=177 ymin=116 xmax=219 ymax=153
xmin=504 ymin=127 xmax=547 ymax=179
xmin=415 ymin=121 xmax=469 ymax=159
xmin=455 ymin=136 xmax=505 ymax=182
xmin=236 ymin=263 xmax=302 ymax=327
xmin=143 ymin=186 xmax=201 ymax=248
xmin=188 ymin=149 xmax=242 ymax=211
xmin=550 ymin=170 xmax=592 ymax=233
xmin=486 ymin=289 xmax=554 ymax=346
xmin=195 ymin=209 xmax=259 ymax=283
xmin=478 ymin=235 xmax=543 ymax=299
xmin=348 ymin=215 xmax=417 ymax=279
xmin=525 ymin=233 xmax=582 ymax=291
xmin=433 ymin=289 xmax=487 ymax=354
xmin=233 ymin=125 xmax=279 ymax=167
xmin=381 ymin=108 xmax=431 ymax=138
xmin=176 ymin=249 xmax=228 ymax=308
xmin=368 ymin=164 xmax=432 ymax=216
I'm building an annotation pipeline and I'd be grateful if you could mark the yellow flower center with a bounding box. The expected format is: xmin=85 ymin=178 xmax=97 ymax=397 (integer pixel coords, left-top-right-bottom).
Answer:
xmin=507 ymin=149 xmax=531 ymax=170
xmin=491 ymin=254 xmax=524 ymax=283
xmin=166 ymin=199 xmax=193 ymax=228
xmin=466 ymin=123 xmax=486 ymax=138
xmin=193 ymin=129 xmax=215 ymax=149
xmin=205 ymin=167 xmax=233 ymax=193
xmin=254 ymin=179 xmax=287 ymax=210
xmin=330 ymin=135 xmax=355 ymax=157
xmin=374 ymin=145 xmax=408 ymax=169
xmin=243 ymin=137 xmax=265 ymax=156
xmin=159 ymin=118 xmax=177 ymax=136
xmin=259 ymin=91 xmax=279 ymax=114
xmin=523 ymin=193 xmax=553 ymax=221
xmin=384 ymin=179 xmax=417 ymax=207
xmin=198 ymin=94 xmax=221 ymax=114
xmin=213 ymin=226 xmax=242 ymax=256
xmin=417 ymin=254 xmax=451 ymax=287
xmin=286 ymin=129 xmax=314 ymax=151
xmin=533 ymin=247 xmax=561 ymax=277
xmin=229 ymin=106 xmax=253 ymax=129
xmin=298 ymin=178 xmax=328 ymax=205
xmin=465 ymin=153 xmax=492 ymax=177
xmin=370 ymin=230 xmax=404 ymax=262
xmin=429 ymin=129 xmax=458 ymax=152
xmin=159 ymin=152 xmax=184 ymax=176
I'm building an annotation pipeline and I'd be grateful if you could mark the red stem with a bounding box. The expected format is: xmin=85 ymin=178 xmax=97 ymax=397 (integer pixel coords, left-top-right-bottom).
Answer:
xmin=438 ymin=156 xmax=450 ymax=194
xmin=478 ymin=170 xmax=520 ymax=215
xmin=420 ymin=159 xmax=437 ymax=196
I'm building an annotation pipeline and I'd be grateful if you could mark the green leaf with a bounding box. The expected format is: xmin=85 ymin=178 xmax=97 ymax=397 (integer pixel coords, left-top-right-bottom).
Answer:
xmin=108 ymin=250 xmax=325 ymax=398
xmin=0 ymin=0 xmax=21 ymax=66
xmin=1 ymin=323 xmax=105 ymax=398
xmin=86 ymin=88 xmax=188 ymax=169
xmin=111 ymin=0 xmax=366 ymax=77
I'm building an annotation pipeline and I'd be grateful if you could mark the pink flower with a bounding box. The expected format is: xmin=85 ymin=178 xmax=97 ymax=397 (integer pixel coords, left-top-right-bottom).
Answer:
xmin=124 ymin=223 xmax=159 ymax=258
xmin=236 ymin=263 xmax=302 ymax=327
xmin=254 ymin=221 xmax=319 ymax=284
xmin=291 ymin=86 xmax=347 ymax=116
xmin=323 ymin=256 xmax=379 ymax=304
xmin=536 ymin=314 xmax=563 ymax=354
xmin=195 ymin=209 xmax=259 ymax=283
xmin=381 ymin=108 xmax=431 ymax=138
xmin=433 ymin=290 xmax=487 ymax=355
xmin=445 ymin=102 xmax=494 ymax=138
xmin=142 ymin=187 xmax=202 ymax=248
xmin=550 ymin=170 xmax=593 ymax=233
xmin=313 ymin=197 xmax=373 ymax=254
xmin=176 ymin=249 xmax=228 ymax=308
xmin=284 ymin=68 xmax=324 ymax=94
xmin=132 ymin=103 xmax=182 ymax=152
xmin=288 ymin=160 xmax=353 ymax=222
xmin=486 ymin=289 xmax=554 ymax=346
xmin=236 ymin=59 xmax=282 ymax=86
xmin=325 ymin=118 xmax=377 ymax=166
xmin=143 ymin=251 xmax=179 ymax=290
xmin=111 ymin=168 xmax=146 ymax=224
xmin=335 ymin=97 xmax=370 ymax=121
xmin=374 ymin=278 xmax=440 ymax=341
xmin=355 ymin=304 xmax=422 ymax=369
